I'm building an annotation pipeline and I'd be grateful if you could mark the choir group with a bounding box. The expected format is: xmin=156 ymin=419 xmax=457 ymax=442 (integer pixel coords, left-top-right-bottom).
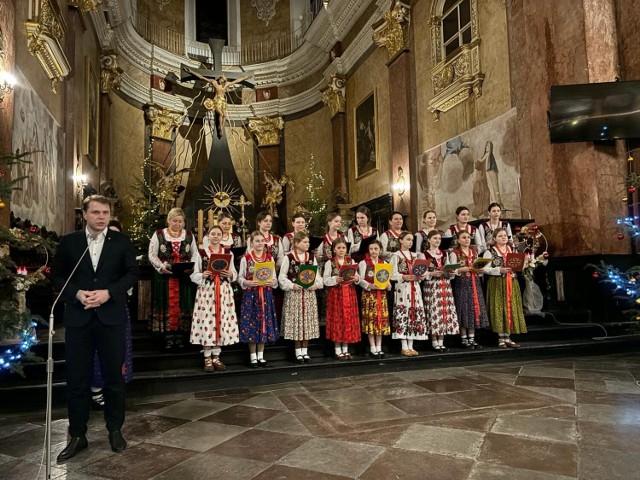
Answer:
xmin=147 ymin=203 xmax=527 ymax=372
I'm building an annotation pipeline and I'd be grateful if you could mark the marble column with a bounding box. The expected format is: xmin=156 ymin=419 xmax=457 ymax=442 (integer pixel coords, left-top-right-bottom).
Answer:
xmin=373 ymin=1 xmax=418 ymax=231
xmin=248 ymin=115 xmax=285 ymax=224
xmin=507 ymin=0 xmax=627 ymax=255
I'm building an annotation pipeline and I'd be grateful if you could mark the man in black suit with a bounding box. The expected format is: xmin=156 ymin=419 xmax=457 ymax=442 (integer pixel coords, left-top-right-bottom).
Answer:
xmin=51 ymin=195 xmax=138 ymax=462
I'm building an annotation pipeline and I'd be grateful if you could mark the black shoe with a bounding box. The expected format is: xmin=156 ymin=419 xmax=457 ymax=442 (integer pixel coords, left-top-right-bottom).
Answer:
xmin=250 ymin=359 xmax=259 ymax=369
xmin=258 ymin=358 xmax=268 ymax=367
xmin=369 ymin=352 xmax=380 ymax=359
xmin=302 ymin=354 xmax=311 ymax=363
xmin=378 ymin=351 xmax=385 ymax=359
xmin=296 ymin=355 xmax=304 ymax=364
xmin=56 ymin=436 xmax=88 ymax=463
xmin=108 ymin=430 xmax=127 ymax=453
xmin=469 ymin=340 xmax=481 ymax=349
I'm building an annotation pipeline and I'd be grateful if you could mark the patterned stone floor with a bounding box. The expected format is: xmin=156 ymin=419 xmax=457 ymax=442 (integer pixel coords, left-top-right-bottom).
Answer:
xmin=2 ymin=352 xmax=640 ymax=479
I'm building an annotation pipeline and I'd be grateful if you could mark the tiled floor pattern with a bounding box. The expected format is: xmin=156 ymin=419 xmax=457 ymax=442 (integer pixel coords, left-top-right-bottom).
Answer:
xmin=2 ymin=353 xmax=640 ymax=479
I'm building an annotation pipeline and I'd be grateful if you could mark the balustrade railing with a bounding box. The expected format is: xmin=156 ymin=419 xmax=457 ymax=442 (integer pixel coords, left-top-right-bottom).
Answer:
xmin=133 ymin=2 xmax=325 ymax=66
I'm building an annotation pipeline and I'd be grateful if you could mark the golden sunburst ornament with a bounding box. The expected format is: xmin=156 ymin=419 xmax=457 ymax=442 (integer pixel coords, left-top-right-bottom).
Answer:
xmin=200 ymin=173 xmax=240 ymax=215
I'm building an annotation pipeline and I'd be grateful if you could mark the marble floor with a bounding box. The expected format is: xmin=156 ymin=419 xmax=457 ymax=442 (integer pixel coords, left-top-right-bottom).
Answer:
xmin=2 ymin=353 xmax=640 ymax=479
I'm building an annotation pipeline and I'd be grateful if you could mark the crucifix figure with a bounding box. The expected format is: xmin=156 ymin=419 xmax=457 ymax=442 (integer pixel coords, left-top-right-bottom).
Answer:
xmin=184 ymin=67 xmax=252 ymax=139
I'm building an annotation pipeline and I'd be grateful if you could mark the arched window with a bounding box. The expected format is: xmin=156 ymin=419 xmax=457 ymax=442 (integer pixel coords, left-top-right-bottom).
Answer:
xmin=442 ymin=0 xmax=472 ymax=58
xmin=428 ymin=0 xmax=483 ymax=121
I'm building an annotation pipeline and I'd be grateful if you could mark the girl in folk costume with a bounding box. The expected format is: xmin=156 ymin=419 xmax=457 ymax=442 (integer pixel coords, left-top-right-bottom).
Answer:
xmin=380 ymin=211 xmax=405 ymax=261
xmin=248 ymin=211 xmax=284 ymax=267
xmin=279 ymin=231 xmax=323 ymax=363
xmin=316 ymin=212 xmax=344 ymax=265
xmin=415 ymin=210 xmax=444 ymax=254
xmin=357 ymin=240 xmax=391 ymax=358
xmin=422 ymin=230 xmax=460 ymax=352
xmin=478 ymin=203 xmax=514 ymax=254
xmin=238 ymin=231 xmax=280 ymax=368
xmin=443 ymin=206 xmax=483 ymax=250
xmin=190 ymin=225 xmax=239 ymax=372
xmin=323 ymin=238 xmax=361 ymax=360
xmin=149 ymin=208 xmax=198 ymax=349
xmin=450 ymin=230 xmax=489 ymax=349
xmin=482 ymin=228 xmax=527 ymax=348
xmin=346 ymin=206 xmax=378 ymax=263
xmin=391 ymin=231 xmax=428 ymax=357
xmin=282 ymin=213 xmax=307 ymax=254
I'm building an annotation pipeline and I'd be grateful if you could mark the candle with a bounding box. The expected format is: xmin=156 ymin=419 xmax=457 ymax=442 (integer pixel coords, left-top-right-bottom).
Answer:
xmin=208 ymin=210 xmax=214 ymax=230
xmin=197 ymin=209 xmax=203 ymax=246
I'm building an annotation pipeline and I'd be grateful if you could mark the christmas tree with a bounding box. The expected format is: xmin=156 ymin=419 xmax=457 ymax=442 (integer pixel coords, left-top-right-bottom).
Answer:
xmin=294 ymin=156 xmax=329 ymax=236
xmin=0 ymin=151 xmax=56 ymax=374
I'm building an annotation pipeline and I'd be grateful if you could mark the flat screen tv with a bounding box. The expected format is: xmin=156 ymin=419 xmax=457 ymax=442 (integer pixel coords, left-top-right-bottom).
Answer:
xmin=548 ymin=80 xmax=640 ymax=143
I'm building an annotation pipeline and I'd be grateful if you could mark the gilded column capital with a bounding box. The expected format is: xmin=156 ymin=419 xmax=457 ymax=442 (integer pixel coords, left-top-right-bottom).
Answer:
xmin=144 ymin=103 xmax=184 ymax=141
xmin=247 ymin=116 xmax=284 ymax=146
xmin=100 ymin=53 xmax=123 ymax=94
xmin=25 ymin=0 xmax=71 ymax=94
xmin=372 ymin=1 xmax=411 ymax=60
xmin=321 ymin=75 xmax=346 ymax=117
xmin=69 ymin=0 xmax=103 ymax=13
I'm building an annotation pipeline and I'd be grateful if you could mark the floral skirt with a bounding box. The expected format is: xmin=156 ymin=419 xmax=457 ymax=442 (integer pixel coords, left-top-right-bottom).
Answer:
xmin=452 ymin=275 xmax=489 ymax=329
xmin=392 ymin=282 xmax=428 ymax=340
xmin=240 ymin=287 xmax=280 ymax=344
xmin=282 ymin=289 xmax=320 ymax=341
xmin=361 ymin=289 xmax=390 ymax=335
xmin=190 ymin=281 xmax=239 ymax=346
xmin=423 ymin=277 xmax=460 ymax=336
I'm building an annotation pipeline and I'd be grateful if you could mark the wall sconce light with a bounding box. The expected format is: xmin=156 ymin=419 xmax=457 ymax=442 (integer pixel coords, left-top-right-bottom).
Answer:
xmin=393 ymin=166 xmax=407 ymax=196
xmin=0 ymin=70 xmax=16 ymax=103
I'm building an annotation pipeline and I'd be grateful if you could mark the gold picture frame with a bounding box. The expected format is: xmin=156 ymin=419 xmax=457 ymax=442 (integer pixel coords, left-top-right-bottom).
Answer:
xmin=85 ymin=57 xmax=99 ymax=166
xmin=354 ymin=91 xmax=379 ymax=179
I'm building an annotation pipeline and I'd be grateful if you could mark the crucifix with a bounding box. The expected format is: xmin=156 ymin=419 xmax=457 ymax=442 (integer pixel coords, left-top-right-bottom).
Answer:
xmin=181 ymin=39 xmax=254 ymax=139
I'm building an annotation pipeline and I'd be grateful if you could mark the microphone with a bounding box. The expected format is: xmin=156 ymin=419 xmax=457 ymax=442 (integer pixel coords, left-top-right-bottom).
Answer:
xmin=44 ymin=235 xmax=94 ymax=479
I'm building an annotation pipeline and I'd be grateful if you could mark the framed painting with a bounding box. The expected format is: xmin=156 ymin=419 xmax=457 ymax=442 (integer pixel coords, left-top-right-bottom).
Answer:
xmin=85 ymin=57 xmax=99 ymax=165
xmin=354 ymin=91 xmax=378 ymax=179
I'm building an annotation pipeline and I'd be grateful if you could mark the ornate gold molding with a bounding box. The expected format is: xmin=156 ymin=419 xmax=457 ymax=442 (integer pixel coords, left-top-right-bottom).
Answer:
xmin=25 ymin=0 xmax=71 ymax=94
xmin=428 ymin=0 xmax=483 ymax=121
xmin=321 ymin=75 xmax=346 ymax=117
xmin=144 ymin=103 xmax=184 ymax=141
xmin=428 ymin=40 xmax=484 ymax=120
xmin=100 ymin=53 xmax=123 ymax=93
xmin=248 ymin=116 xmax=284 ymax=146
xmin=69 ymin=0 xmax=103 ymax=13
xmin=372 ymin=1 xmax=410 ymax=60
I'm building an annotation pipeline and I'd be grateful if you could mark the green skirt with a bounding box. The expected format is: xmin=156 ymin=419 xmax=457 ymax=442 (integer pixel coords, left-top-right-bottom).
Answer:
xmin=485 ymin=275 xmax=527 ymax=334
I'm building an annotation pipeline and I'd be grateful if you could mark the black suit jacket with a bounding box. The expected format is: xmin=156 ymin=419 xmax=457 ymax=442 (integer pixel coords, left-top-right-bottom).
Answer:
xmin=51 ymin=229 xmax=139 ymax=327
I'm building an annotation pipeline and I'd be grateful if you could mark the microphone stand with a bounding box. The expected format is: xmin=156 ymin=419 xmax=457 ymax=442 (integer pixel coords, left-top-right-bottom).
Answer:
xmin=45 ymin=239 xmax=93 ymax=479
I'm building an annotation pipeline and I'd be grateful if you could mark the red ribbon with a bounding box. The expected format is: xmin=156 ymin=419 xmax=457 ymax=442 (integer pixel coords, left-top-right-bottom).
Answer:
xmin=506 ymin=273 xmax=513 ymax=331
xmin=471 ymin=272 xmax=481 ymax=327
xmin=167 ymin=277 xmax=180 ymax=331
xmin=258 ymin=286 xmax=266 ymax=334
xmin=214 ymin=274 xmax=222 ymax=342
xmin=376 ymin=290 xmax=384 ymax=331
xmin=462 ymin=248 xmax=482 ymax=327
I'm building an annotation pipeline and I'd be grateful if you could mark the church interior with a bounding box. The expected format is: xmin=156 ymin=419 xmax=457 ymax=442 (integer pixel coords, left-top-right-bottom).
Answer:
xmin=1 ymin=0 xmax=640 ymax=479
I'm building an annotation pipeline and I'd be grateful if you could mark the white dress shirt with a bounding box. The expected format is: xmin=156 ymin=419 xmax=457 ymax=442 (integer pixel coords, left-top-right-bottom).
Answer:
xmin=86 ymin=227 xmax=108 ymax=272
